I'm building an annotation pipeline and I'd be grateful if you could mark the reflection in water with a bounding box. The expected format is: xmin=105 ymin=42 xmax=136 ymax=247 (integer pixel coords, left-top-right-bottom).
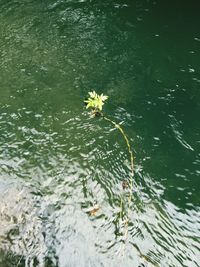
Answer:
xmin=0 ymin=0 xmax=200 ymax=266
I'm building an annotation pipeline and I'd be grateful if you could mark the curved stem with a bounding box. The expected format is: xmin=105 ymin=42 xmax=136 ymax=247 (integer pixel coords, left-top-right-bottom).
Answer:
xmin=90 ymin=112 xmax=156 ymax=265
xmin=103 ymin=116 xmax=134 ymax=179
xmin=103 ymin=115 xmax=135 ymax=244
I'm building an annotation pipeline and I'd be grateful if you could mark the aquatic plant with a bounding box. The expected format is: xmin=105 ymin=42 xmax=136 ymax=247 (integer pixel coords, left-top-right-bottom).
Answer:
xmin=84 ymin=90 xmax=135 ymax=249
xmin=84 ymin=91 xmax=108 ymax=116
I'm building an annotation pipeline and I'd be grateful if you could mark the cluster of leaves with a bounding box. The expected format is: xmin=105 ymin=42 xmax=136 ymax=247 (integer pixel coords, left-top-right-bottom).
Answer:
xmin=84 ymin=91 xmax=108 ymax=112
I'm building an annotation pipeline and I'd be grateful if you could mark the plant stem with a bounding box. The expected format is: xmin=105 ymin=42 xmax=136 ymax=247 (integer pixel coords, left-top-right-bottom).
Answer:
xmin=103 ymin=115 xmax=135 ymax=244
xmin=103 ymin=116 xmax=134 ymax=176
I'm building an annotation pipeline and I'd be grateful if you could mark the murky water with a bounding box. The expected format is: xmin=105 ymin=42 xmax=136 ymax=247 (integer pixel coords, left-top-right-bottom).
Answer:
xmin=0 ymin=0 xmax=200 ymax=266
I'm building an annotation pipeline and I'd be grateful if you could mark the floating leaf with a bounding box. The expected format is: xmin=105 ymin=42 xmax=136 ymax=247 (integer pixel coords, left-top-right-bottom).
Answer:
xmin=122 ymin=179 xmax=129 ymax=190
xmin=86 ymin=205 xmax=100 ymax=216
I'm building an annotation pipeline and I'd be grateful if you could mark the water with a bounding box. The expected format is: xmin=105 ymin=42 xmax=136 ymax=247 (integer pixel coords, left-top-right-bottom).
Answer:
xmin=0 ymin=0 xmax=200 ymax=266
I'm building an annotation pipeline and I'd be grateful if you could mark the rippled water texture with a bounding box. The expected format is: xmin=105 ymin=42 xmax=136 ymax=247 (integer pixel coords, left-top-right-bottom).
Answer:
xmin=0 ymin=0 xmax=200 ymax=266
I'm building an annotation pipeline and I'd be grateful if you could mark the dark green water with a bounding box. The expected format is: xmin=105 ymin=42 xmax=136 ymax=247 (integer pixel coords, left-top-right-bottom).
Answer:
xmin=0 ymin=0 xmax=200 ymax=266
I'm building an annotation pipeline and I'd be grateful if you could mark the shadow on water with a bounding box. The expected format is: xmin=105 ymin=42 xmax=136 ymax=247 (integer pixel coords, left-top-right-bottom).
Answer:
xmin=0 ymin=0 xmax=200 ymax=266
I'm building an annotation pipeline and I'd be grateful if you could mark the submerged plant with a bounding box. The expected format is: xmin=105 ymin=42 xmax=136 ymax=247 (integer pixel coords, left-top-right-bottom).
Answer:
xmin=84 ymin=90 xmax=135 ymax=251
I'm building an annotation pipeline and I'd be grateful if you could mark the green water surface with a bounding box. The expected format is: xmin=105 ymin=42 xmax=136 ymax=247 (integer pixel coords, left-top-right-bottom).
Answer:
xmin=0 ymin=1 xmax=200 ymax=266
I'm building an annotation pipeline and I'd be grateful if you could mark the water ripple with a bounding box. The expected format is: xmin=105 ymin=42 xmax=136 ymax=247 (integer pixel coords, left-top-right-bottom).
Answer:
xmin=0 ymin=0 xmax=200 ymax=266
